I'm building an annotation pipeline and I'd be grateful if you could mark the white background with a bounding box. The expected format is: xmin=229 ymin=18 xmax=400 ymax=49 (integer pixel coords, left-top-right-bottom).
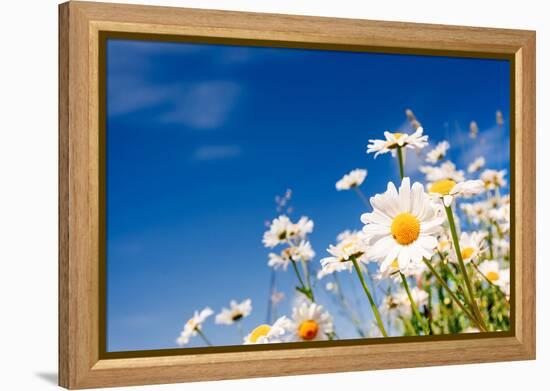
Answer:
xmin=0 ymin=0 xmax=546 ymax=389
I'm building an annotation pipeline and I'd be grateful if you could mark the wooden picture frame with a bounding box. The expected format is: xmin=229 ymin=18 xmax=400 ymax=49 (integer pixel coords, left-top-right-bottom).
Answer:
xmin=59 ymin=1 xmax=536 ymax=389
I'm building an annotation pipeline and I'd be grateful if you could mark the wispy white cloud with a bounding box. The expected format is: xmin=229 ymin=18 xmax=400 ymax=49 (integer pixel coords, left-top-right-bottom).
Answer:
xmin=108 ymin=77 xmax=241 ymax=130
xmin=160 ymin=81 xmax=240 ymax=129
xmin=192 ymin=145 xmax=242 ymax=161
xmin=456 ymin=123 xmax=509 ymax=169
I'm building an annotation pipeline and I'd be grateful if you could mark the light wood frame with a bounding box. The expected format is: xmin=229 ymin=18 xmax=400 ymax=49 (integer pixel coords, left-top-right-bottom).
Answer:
xmin=59 ymin=1 xmax=536 ymax=389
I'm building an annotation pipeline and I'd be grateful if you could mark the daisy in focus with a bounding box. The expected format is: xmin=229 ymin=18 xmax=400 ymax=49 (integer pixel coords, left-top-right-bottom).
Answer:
xmin=366 ymin=127 xmax=428 ymax=158
xmin=215 ymin=299 xmax=252 ymax=325
xmin=244 ymin=316 xmax=291 ymax=344
xmin=289 ymin=302 xmax=334 ymax=341
xmin=176 ymin=307 xmax=213 ymax=346
xmin=361 ymin=177 xmax=444 ymax=274
xmin=335 ymin=169 xmax=368 ymax=190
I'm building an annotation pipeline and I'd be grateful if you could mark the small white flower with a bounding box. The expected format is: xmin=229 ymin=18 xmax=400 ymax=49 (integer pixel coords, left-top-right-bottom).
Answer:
xmin=451 ymin=231 xmax=487 ymax=264
xmin=428 ymin=179 xmax=485 ymax=207
xmin=335 ymin=169 xmax=368 ymax=190
xmin=380 ymin=287 xmax=428 ymax=319
xmin=268 ymin=240 xmax=315 ymax=270
xmin=293 ymin=216 xmax=314 ymax=237
xmin=425 ymin=141 xmax=450 ymax=164
xmin=325 ymin=282 xmax=337 ymax=292
xmin=374 ymin=258 xmax=426 ymax=282
xmin=420 ymin=161 xmax=465 ymax=183
xmin=243 ymin=316 xmax=291 ymax=344
xmin=361 ymin=178 xmax=444 ymax=274
xmin=262 ymin=215 xmax=314 ymax=248
xmin=215 ymin=299 xmax=252 ymax=325
xmin=480 ymin=169 xmax=507 ymax=189
xmin=478 ymin=260 xmax=510 ymax=295
xmin=290 ymin=302 xmax=333 ymax=341
xmin=468 ymin=157 xmax=486 ymax=173
xmin=367 ymin=127 xmax=428 ymax=158
xmin=176 ymin=307 xmax=213 ymax=346
xmin=319 ymin=231 xmax=370 ymax=278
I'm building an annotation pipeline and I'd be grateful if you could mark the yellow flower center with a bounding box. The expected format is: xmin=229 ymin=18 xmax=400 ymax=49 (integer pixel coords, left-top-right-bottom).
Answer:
xmin=298 ymin=320 xmax=319 ymax=340
xmin=391 ymin=259 xmax=399 ymax=269
xmin=393 ymin=133 xmax=404 ymax=140
xmin=429 ymin=179 xmax=457 ymax=195
xmin=486 ymin=271 xmax=500 ymax=282
xmin=461 ymin=247 xmax=475 ymax=260
xmin=391 ymin=213 xmax=421 ymax=245
xmin=249 ymin=324 xmax=271 ymax=343
xmin=342 ymin=241 xmax=355 ymax=252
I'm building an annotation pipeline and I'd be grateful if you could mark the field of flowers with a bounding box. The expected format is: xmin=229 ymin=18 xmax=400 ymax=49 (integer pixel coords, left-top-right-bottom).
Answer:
xmin=177 ymin=110 xmax=510 ymax=346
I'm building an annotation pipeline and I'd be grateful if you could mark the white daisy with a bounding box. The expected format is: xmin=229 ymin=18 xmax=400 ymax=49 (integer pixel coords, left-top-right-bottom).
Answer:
xmin=335 ymin=169 xmax=368 ymax=190
xmin=319 ymin=231 xmax=370 ymax=278
xmin=425 ymin=141 xmax=450 ymax=164
xmin=215 ymin=299 xmax=252 ymax=325
xmin=176 ymin=307 xmax=213 ymax=346
xmin=480 ymin=169 xmax=507 ymax=190
xmin=268 ymin=240 xmax=315 ymax=270
xmin=293 ymin=216 xmax=314 ymax=238
xmin=380 ymin=287 xmax=428 ymax=320
xmin=451 ymin=231 xmax=487 ymax=264
xmin=420 ymin=161 xmax=465 ymax=183
xmin=478 ymin=260 xmax=510 ymax=295
xmin=290 ymin=302 xmax=333 ymax=341
xmin=361 ymin=178 xmax=444 ymax=274
xmin=374 ymin=257 xmax=426 ymax=282
xmin=467 ymin=157 xmax=486 ymax=173
xmin=428 ymin=179 xmax=485 ymax=207
xmin=262 ymin=215 xmax=314 ymax=248
xmin=367 ymin=127 xmax=428 ymax=158
xmin=243 ymin=316 xmax=291 ymax=344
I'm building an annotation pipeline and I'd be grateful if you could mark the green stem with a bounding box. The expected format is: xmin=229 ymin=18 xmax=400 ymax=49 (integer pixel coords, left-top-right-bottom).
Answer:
xmin=423 ymin=259 xmax=487 ymax=331
xmin=444 ymin=205 xmax=487 ymax=329
xmin=195 ymin=328 xmax=212 ymax=346
xmin=400 ymin=272 xmax=430 ymax=335
xmin=351 ymin=258 xmax=388 ymax=337
xmin=397 ymin=146 xmax=405 ymax=180
xmin=301 ymin=258 xmax=315 ymax=301
xmin=291 ymin=260 xmax=314 ymax=302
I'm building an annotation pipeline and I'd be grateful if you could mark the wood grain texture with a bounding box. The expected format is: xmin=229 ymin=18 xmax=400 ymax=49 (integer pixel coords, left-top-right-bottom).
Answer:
xmin=58 ymin=1 xmax=536 ymax=389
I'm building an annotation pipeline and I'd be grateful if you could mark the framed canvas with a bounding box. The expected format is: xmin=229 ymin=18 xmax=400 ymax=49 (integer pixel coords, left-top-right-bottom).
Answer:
xmin=58 ymin=1 xmax=536 ymax=389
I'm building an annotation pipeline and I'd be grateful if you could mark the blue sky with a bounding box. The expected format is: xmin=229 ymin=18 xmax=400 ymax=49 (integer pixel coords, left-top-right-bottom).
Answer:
xmin=106 ymin=38 xmax=510 ymax=352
